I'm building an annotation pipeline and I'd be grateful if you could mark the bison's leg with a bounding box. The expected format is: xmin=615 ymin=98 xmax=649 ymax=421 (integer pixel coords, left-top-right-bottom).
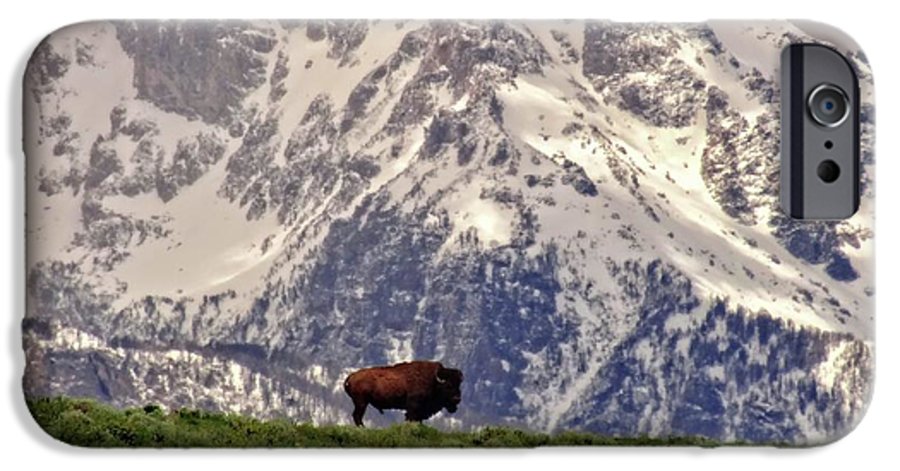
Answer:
xmin=352 ymin=399 xmax=368 ymax=427
xmin=404 ymin=409 xmax=424 ymax=423
xmin=403 ymin=397 xmax=426 ymax=423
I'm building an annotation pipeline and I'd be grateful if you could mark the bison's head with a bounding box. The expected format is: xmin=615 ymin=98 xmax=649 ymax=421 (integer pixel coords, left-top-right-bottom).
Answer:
xmin=435 ymin=366 xmax=463 ymax=413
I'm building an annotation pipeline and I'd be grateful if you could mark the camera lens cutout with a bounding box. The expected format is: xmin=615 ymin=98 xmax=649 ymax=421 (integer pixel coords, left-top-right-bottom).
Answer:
xmin=808 ymin=84 xmax=850 ymax=128
xmin=817 ymin=159 xmax=841 ymax=183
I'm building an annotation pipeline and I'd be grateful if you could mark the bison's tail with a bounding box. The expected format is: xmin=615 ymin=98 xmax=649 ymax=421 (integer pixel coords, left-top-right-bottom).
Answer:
xmin=343 ymin=376 xmax=352 ymax=395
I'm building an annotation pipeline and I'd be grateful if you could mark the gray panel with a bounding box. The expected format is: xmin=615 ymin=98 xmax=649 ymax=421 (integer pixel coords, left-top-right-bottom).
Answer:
xmin=781 ymin=44 xmax=860 ymax=219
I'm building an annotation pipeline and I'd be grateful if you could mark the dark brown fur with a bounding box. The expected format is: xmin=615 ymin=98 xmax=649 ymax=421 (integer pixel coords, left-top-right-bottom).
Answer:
xmin=343 ymin=360 xmax=463 ymax=427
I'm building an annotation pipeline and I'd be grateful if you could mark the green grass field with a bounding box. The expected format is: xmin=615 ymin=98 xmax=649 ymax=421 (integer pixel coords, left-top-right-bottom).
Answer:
xmin=27 ymin=397 xmax=730 ymax=448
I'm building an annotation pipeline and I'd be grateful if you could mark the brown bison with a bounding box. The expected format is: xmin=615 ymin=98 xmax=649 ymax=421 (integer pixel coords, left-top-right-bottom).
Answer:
xmin=343 ymin=361 xmax=463 ymax=426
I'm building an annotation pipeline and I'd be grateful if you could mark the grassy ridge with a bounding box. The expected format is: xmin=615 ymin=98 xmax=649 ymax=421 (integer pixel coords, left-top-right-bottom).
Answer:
xmin=27 ymin=397 xmax=727 ymax=448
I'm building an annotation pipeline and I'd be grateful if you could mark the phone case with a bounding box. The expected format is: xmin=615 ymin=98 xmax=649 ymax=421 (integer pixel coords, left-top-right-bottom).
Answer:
xmin=22 ymin=20 xmax=874 ymax=447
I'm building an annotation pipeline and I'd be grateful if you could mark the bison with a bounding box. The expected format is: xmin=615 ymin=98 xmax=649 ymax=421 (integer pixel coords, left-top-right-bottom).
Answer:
xmin=343 ymin=361 xmax=463 ymax=426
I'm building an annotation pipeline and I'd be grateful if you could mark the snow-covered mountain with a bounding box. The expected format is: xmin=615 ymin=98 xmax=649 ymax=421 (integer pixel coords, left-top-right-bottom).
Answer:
xmin=23 ymin=20 xmax=874 ymax=444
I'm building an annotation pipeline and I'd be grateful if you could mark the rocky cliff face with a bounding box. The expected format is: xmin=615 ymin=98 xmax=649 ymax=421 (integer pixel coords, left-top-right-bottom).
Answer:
xmin=23 ymin=20 xmax=873 ymax=443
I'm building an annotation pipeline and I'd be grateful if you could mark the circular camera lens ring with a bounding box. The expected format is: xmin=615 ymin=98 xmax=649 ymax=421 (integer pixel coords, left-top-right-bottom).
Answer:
xmin=807 ymin=84 xmax=850 ymax=128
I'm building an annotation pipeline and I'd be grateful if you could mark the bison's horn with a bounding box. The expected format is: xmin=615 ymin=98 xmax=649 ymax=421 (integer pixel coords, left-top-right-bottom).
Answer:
xmin=435 ymin=373 xmax=446 ymax=384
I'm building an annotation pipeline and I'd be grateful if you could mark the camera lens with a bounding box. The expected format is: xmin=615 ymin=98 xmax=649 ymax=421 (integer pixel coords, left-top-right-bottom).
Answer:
xmin=808 ymin=84 xmax=850 ymax=127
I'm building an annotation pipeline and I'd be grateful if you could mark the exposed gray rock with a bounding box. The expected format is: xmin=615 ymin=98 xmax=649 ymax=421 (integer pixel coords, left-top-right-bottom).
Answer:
xmin=115 ymin=21 xmax=276 ymax=126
